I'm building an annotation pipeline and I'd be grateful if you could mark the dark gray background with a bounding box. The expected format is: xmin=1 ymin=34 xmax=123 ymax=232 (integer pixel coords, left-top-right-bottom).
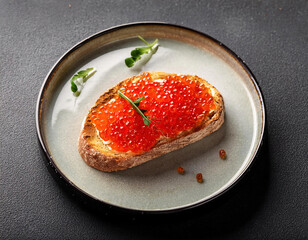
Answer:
xmin=1 ymin=0 xmax=307 ymax=239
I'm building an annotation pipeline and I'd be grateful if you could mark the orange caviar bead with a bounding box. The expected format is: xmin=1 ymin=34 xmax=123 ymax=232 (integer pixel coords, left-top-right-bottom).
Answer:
xmin=177 ymin=167 xmax=185 ymax=174
xmin=196 ymin=173 xmax=203 ymax=183
xmin=219 ymin=149 xmax=227 ymax=160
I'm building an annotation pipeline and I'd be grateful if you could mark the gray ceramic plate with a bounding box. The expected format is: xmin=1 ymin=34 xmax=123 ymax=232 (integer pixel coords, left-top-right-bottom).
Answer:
xmin=36 ymin=22 xmax=265 ymax=213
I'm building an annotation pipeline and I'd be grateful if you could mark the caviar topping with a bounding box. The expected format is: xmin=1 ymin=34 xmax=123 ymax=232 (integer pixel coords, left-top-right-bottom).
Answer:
xmin=91 ymin=73 xmax=216 ymax=153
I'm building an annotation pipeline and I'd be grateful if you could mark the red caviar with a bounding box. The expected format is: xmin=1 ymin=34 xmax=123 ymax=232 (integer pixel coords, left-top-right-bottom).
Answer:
xmin=177 ymin=167 xmax=185 ymax=174
xmin=219 ymin=149 xmax=227 ymax=159
xmin=91 ymin=73 xmax=216 ymax=153
xmin=196 ymin=173 xmax=203 ymax=183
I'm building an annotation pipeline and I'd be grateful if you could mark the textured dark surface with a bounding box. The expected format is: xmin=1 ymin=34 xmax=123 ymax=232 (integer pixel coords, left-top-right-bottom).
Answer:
xmin=1 ymin=0 xmax=307 ymax=239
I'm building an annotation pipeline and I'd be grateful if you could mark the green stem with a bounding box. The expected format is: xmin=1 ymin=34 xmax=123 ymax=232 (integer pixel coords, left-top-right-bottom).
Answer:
xmin=138 ymin=35 xmax=158 ymax=48
xmin=118 ymin=90 xmax=150 ymax=125
xmin=83 ymin=70 xmax=96 ymax=83
xmin=138 ymin=35 xmax=150 ymax=46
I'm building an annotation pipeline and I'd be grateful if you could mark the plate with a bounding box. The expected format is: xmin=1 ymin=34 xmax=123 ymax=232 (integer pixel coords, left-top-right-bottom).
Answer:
xmin=36 ymin=22 xmax=265 ymax=213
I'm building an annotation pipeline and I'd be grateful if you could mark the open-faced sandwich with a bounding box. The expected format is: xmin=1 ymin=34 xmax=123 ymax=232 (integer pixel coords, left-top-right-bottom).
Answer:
xmin=78 ymin=72 xmax=224 ymax=172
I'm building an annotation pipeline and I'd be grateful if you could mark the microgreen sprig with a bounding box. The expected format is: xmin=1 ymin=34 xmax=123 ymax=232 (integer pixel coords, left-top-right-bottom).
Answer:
xmin=118 ymin=90 xmax=167 ymax=137
xmin=70 ymin=67 xmax=96 ymax=97
xmin=125 ymin=36 xmax=159 ymax=68
xmin=118 ymin=90 xmax=150 ymax=125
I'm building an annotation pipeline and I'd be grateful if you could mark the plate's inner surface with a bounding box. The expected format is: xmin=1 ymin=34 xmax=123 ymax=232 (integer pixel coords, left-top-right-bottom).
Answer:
xmin=40 ymin=25 xmax=263 ymax=211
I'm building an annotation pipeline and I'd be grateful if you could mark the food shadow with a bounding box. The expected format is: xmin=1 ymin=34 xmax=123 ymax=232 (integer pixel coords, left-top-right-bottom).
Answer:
xmin=114 ymin=120 xmax=226 ymax=178
xmin=90 ymin=128 xmax=270 ymax=239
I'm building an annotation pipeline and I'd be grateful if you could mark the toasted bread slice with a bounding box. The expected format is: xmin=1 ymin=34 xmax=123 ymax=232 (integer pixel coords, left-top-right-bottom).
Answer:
xmin=78 ymin=72 xmax=224 ymax=172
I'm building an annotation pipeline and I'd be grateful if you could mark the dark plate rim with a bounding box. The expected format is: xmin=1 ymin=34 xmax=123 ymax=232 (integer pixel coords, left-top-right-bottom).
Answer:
xmin=35 ymin=21 xmax=266 ymax=214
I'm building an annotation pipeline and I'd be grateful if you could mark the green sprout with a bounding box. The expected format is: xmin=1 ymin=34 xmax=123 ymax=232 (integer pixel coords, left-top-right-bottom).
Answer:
xmin=118 ymin=90 xmax=150 ymax=125
xmin=125 ymin=36 xmax=159 ymax=68
xmin=70 ymin=67 xmax=96 ymax=97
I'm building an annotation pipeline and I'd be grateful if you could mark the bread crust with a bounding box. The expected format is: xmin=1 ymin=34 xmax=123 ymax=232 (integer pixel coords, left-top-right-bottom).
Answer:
xmin=78 ymin=72 xmax=224 ymax=172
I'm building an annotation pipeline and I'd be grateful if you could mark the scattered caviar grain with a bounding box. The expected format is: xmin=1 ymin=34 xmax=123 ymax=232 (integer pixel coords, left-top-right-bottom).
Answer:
xmin=196 ymin=173 xmax=203 ymax=183
xmin=219 ymin=149 xmax=227 ymax=160
xmin=177 ymin=167 xmax=185 ymax=174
